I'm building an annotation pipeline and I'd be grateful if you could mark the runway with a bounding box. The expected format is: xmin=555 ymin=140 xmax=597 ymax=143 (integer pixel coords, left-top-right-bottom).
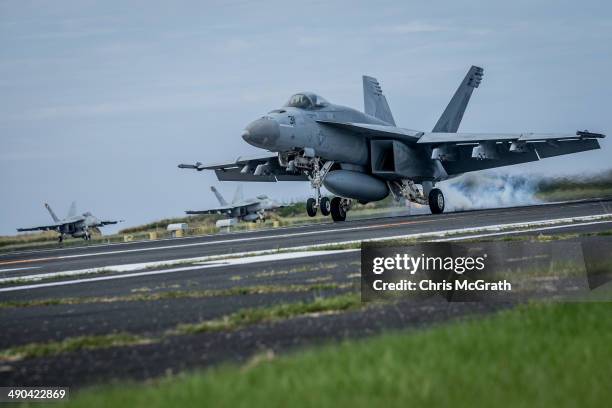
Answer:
xmin=1 ymin=198 xmax=612 ymax=388
xmin=1 ymin=198 xmax=612 ymax=282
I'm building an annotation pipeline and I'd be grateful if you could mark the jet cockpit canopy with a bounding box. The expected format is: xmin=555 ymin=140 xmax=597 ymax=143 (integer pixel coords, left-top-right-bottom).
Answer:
xmin=285 ymin=92 xmax=329 ymax=109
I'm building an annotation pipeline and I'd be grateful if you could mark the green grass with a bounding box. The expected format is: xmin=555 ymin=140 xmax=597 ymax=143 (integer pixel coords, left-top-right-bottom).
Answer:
xmin=0 ymin=283 xmax=349 ymax=309
xmin=172 ymin=292 xmax=362 ymax=334
xmin=0 ymin=333 xmax=151 ymax=361
xmin=535 ymin=170 xmax=612 ymax=201
xmin=58 ymin=302 xmax=611 ymax=408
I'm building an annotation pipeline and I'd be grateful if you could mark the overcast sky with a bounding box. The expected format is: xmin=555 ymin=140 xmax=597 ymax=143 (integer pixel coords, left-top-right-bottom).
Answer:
xmin=1 ymin=0 xmax=610 ymax=235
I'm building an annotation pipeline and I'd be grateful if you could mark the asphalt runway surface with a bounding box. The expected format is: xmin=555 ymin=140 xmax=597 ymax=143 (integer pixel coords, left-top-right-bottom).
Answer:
xmin=1 ymin=198 xmax=612 ymax=280
xmin=1 ymin=199 xmax=611 ymax=388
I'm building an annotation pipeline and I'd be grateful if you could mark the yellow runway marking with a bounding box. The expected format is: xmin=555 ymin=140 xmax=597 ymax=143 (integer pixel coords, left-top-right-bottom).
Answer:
xmin=0 ymin=257 xmax=59 ymax=266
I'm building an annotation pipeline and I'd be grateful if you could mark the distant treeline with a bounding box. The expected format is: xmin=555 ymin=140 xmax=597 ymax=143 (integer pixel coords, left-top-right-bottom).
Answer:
xmin=536 ymin=170 xmax=612 ymax=195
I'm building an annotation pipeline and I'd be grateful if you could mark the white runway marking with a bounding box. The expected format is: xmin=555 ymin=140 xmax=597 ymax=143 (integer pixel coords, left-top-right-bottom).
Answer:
xmin=0 ymin=250 xmax=354 ymax=292
xmin=0 ymin=266 xmax=41 ymax=273
xmin=433 ymin=220 xmax=612 ymax=241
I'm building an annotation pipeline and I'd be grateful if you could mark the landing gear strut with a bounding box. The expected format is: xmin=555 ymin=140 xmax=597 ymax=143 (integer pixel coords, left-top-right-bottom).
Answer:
xmin=304 ymin=158 xmax=334 ymax=218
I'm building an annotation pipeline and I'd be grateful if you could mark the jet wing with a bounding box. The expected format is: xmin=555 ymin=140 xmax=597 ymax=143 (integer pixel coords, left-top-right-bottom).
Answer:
xmin=416 ymin=130 xmax=605 ymax=144
xmin=99 ymin=220 xmax=120 ymax=226
xmin=185 ymin=203 xmax=251 ymax=215
xmin=17 ymin=222 xmax=63 ymax=232
xmin=417 ymin=130 xmax=604 ymax=175
xmin=179 ymin=153 xmax=307 ymax=182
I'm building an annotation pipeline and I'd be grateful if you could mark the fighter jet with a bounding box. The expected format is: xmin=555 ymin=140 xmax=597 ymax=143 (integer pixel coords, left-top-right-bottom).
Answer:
xmin=17 ymin=202 xmax=120 ymax=242
xmin=185 ymin=185 xmax=283 ymax=224
xmin=179 ymin=66 xmax=605 ymax=221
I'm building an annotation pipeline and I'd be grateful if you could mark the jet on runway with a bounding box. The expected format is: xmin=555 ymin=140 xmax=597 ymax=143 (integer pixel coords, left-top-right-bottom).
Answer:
xmin=185 ymin=185 xmax=283 ymax=223
xmin=17 ymin=202 xmax=120 ymax=242
xmin=180 ymin=66 xmax=605 ymax=221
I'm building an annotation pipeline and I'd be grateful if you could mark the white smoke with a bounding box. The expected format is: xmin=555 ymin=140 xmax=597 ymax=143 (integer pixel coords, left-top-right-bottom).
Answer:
xmin=439 ymin=171 xmax=541 ymax=211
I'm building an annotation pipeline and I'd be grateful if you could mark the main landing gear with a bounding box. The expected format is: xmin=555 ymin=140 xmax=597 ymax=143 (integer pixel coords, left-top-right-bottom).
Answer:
xmin=306 ymin=195 xmax=350 ymax=222
xmin=330 ymin=197 xmax=347 ymax=222
xmin=428 ymin=188 xmax=445 ymax=214
xmin=388 ymin=180 xmax=446 ymax=215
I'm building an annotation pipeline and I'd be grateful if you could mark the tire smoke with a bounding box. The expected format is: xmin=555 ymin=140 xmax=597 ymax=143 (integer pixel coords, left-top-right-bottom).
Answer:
xmin=440 ymin=171 xmax=541 ymax=211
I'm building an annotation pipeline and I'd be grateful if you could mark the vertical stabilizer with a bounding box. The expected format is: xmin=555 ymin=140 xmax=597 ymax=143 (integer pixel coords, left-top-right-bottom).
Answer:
xmin=67 ymin=201 xmax=77 ymax=218
xmin=432 ymin=66 xmax=483 ymax=132
xmin=232 ymin=185 xmax=244 ymax=204
xmin=45 ymin=203 xmax=60 ymax=222
xmin=211 ymin=186 xmax=228 ymax=206
xmin=363 ymin=76 xmax=396 ymax=125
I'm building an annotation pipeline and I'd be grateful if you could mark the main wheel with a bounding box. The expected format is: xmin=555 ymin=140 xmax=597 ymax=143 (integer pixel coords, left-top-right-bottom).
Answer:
xmin=320 ymin=197 xmax=331 ymax=216
xmin=306 ymin=198 xmax=317 ymax=217
xmin=428 ymin=188 xmax=445 ymax=214
xmin=330 ymin=197 xmax=346 ymax=222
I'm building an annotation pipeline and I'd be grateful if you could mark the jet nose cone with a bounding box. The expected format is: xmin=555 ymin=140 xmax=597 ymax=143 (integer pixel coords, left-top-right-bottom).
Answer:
xmin=242 ymin=118 xmax=280 ymax=148
xmin=241 ymin=129 xmax=251 ymax=142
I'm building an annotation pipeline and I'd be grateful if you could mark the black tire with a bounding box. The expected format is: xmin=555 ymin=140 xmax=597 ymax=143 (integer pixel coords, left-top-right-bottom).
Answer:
xmin=428 ymin=188 xmax=445 ymax=214
xmin=330 ymin=197 xmax=346 ymax=222
xmin=320 ymin=197 xmax=331 ymax=216
xmin=306 ymin=198 xmax=317 ymax=217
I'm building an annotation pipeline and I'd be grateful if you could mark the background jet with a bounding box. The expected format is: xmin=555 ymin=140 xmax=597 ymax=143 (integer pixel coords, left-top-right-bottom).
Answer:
xmin=180 ymin=66 xmax=605 ymax=222
xmin=185 ymin=185 xmax=283 ymax=223
xmin=17 ymin=202 xmax=120 ymax=242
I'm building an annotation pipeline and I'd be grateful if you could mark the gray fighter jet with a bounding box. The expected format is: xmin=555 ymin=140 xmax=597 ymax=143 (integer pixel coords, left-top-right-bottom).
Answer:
xmin=17 ymin=202 xmax=120 ymax=242
xmin=185 ymin=185 xmax=283 ymax=223
xmin=180 ymin=66 xmax=605 ymax=221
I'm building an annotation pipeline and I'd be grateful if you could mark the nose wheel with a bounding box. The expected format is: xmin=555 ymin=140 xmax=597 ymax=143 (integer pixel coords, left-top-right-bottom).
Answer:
xmin=320 ymin=197 xmax=331 ymax=216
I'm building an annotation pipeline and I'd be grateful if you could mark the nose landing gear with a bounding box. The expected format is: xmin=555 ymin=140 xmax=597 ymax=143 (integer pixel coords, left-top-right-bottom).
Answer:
xmin=320 ymin=196 xmax=331 ymax=216
xmin=306 ymin=198 xmax=318 ymax=217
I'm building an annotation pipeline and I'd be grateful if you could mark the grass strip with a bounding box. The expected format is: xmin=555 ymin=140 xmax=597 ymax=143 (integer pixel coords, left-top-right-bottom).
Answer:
xmin=0 ymin=283 xmax=350 ymax=309
xmin=172 ymin=292 xmax=362 ymax=334
xmin=0 ymin=333 xmax=152 ymax=362
xmin=60 ymin=301 xmax=612 ymax=408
